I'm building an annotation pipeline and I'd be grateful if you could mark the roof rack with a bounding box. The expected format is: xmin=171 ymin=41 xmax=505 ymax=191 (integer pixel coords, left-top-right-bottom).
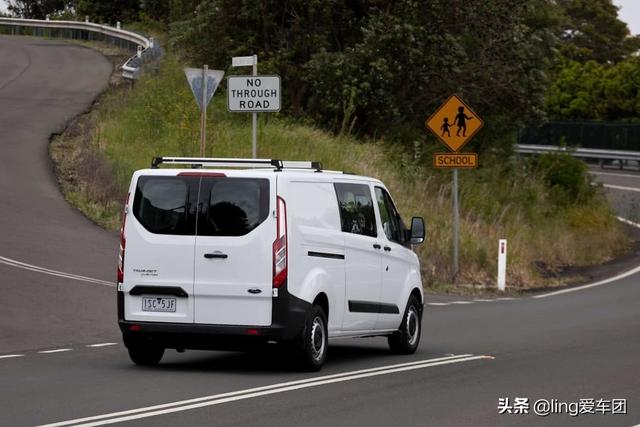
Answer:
xmin=151 ymin=157 xmax=324 ymax=172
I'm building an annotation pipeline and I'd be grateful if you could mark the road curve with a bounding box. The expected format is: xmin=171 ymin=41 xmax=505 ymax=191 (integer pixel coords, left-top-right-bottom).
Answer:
xmin=0 ymin=36 xmax=639 ymax=427
xmin=0 ymin=36 xmax=117 ymax=352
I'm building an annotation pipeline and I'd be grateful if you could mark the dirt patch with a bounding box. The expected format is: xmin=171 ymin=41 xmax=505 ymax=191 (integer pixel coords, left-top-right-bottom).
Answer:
xmin=49 ymin=44 xmax=131 ymax=230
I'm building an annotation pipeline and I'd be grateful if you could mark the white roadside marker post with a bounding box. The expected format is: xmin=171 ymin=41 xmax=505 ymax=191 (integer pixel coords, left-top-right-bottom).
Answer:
xmin=497 ymin=239 xmax=507 ymax=291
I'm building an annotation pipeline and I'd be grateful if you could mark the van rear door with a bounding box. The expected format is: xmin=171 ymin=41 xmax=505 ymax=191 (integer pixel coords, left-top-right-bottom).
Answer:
xmin=124 ymin=174 xmax=199 ymax=323
xmin=193 ymin=173 xmax=275 ymax=326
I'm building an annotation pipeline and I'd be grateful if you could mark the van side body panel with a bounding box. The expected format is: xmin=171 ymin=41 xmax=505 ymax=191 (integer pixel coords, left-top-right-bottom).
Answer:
xmin=280 ymin=177 xmax=346 ymax=335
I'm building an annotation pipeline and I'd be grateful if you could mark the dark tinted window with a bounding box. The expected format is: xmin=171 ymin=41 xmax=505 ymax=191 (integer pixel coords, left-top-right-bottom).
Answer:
xmin=334 ymin=183 xmax=377 ymax=238
xmin=133 ymin=176 xmax=197 ymax=235
xmin=198 ymin=178 xmax=270 ymax=236
xmin=375 ymin=187 xmax=406 ymax=245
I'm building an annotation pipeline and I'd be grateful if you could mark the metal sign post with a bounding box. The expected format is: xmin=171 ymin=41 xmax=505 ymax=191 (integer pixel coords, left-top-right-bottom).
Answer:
xmin=230 ymin=56 xmax=281 ymax=159
xmin=425 ymin=94 xmax=484 ymax=283
xmin=200 ymin=64 xmax=208 ymax=157
xmin=184 ymin=66 xmax=225 ymax=157
xmin=252 ymin=55 xmax=258 ymax=159
xmin=231 ymin=55 xmax=260 ymax=158
xmin=452 ymin=169 xmax=459 ymax=279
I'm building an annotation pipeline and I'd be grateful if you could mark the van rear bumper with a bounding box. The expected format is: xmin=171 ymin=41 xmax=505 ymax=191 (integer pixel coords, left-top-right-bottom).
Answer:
xmin=117 ymin=286 xmax=310 ymax=351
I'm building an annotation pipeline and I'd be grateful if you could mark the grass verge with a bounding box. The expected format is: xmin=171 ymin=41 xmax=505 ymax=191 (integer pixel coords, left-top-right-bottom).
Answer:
xmin=52 ymin=52 xmax=632 ymax=292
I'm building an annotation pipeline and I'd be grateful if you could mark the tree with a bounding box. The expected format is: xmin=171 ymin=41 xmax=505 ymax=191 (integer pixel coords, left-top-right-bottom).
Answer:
xmin=172 ymin=0 xmax=558 ymax=148
xmin=75 ymin=0 xmax=140 ymax=24
xmin=557 ymin=0 xmax=640 ymax=63
xmin=7 ymin=0 xmax=70 ymax=19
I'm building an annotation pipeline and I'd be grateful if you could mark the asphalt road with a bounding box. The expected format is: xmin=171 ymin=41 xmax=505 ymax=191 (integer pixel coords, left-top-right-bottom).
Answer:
xmin=0 ymin=36 xmax=638 ymax=427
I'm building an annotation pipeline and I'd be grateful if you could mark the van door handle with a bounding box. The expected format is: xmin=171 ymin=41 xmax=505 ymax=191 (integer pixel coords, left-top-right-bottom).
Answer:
xmin=373 ymin=244 xmax=381 ymax=250
xmin=204 ymin=252 xmax=228 ymax=259
xmin=383 ymin=246 xmax=391 ymax=252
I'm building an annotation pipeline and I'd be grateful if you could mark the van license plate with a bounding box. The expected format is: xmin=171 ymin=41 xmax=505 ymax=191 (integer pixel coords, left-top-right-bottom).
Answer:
xmin=142 ymin=297 xmax=176 ymax=312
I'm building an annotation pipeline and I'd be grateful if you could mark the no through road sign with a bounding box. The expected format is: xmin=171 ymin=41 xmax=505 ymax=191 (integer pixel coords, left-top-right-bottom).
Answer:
xmin=227 ymin=75 xmax=281 ymax=112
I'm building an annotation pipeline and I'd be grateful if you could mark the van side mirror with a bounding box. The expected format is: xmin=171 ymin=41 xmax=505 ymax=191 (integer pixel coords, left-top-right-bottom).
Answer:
xmin=410 ymin=217 xmax=425 ymax=245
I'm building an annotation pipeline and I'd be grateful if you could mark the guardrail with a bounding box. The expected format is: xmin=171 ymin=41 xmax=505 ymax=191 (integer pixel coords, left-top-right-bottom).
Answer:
xmin=0 ymin=16 xmax=161 ymax=80
xmin=516 ymin=144 xmax=640 ymax=169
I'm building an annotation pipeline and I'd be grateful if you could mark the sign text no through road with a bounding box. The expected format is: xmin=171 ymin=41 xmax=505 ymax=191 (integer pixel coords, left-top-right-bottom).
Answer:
xmin=227 ymin=76 xmax=281 ymax=112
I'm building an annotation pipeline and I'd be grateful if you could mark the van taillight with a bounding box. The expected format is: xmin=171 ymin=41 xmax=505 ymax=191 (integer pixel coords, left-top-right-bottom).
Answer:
xmin=273 ymin=196 xmax=287 ymax=288
xmin=117 ymin=193 xmax=129 ymax=284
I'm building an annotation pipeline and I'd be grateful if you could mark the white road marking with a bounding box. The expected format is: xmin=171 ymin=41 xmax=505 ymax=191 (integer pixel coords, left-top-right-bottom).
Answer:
xmin=473 ymin=299 xmax=495 ymax=302
xmin=601 ymin=183 xmax=640 ymax=193
xmin=86 ymin=343 xmax=118 ymax=348
xmin=533 ymin=263 xmax=640 ymax=299
xmin=38 ymin=349 xmax=72 ymax=354
xmin=0 ymin=256 xmax=114 ymax=287
xmin=426 ymin=302 xmax=450 ymax=306
xmin=449 ymin=301 xmax=474 ymax=305
xmin=494 ymin=297 xmax=516 ymax=301
xmin=617 ymin=216 xmax=640 ymax=229
xmin=0 ymin=354 xmax=24 ymax=359
xmin=590 ymin=171 xmax=640 ymax=179
xmin=39 ymin=354 xmax=492 ymax=427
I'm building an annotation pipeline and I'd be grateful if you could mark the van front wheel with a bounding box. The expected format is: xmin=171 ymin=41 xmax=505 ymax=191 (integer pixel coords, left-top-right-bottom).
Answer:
xmin=388 ymin=295 xmax=421 ymax=354
xmin=294 ymin=305 xmax=328 ymax=371
xmin=127 ymin=342 xmax=164 ymax=366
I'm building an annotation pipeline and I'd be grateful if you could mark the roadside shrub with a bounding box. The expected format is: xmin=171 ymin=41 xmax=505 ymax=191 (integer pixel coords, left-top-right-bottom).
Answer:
xmin=534 ymin=152 xmax=594 ymax=204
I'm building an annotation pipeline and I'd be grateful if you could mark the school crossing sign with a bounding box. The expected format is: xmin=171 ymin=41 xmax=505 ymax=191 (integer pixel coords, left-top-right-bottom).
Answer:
xmin=425 ymin=95 xmax=483 ymax=168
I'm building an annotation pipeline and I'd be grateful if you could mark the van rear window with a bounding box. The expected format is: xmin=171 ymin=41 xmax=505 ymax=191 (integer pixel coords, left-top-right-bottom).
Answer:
xmin=133 ymin=177 xmax=196 ymax=235
xmin=198 ymin=178 xmax=270 ymax=236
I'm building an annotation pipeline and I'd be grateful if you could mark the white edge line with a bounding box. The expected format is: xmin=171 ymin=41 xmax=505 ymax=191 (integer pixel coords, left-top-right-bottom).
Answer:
xmin=0 ymin=256 xmax=114 ymax=287
xmin=39 ymin=354 xmax=478 ymax=427
xmin=38 ymin=349 xmax=72 ymax=354
xmin=533 ymin=263 xmax=640 ymax=299
xmin=589 ymin=171 xmax=640 ymax=179
xmin=617 ymin=216 xmax=640 ymax=229
xmin=449 ymin=301 xmax=474 ymax=305
xmin=86 ymin=343 xmax=118 ymax=348
xmin=41 ymin=355 xmax=491 ymax=427
xmin=426 ymin=302 xmax=450 ymax=306
xmin=0 ymin=354 xmax=24 ymax=359
xmin=601 ymin=183 xmax=640 ymax=193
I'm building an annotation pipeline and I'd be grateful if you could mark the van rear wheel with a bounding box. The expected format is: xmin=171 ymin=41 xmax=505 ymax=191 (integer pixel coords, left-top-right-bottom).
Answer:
xmin=388 ymin=295 xmax=421 ymax=354
xmin=127 ymin=342 xmax=164 ymax=366
xmin=294 ymin=305 xmax=328 ymax=372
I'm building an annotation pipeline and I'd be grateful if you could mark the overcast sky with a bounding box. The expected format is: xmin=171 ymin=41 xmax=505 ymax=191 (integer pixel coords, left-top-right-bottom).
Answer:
xmin=0 ymin=1 xmax=638 ymax=34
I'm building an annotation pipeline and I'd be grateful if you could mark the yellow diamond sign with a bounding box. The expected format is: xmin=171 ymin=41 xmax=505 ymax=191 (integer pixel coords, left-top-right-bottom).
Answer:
xmin=425 ymin=95 xmax=483 ymax=152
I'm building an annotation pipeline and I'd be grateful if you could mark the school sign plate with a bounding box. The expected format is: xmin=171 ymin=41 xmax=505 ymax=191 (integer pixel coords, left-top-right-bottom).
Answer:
xmin=228 ymin=75 xmax=281 ymax=112
xmin=425 ymin=95 xmax=483 ymax=152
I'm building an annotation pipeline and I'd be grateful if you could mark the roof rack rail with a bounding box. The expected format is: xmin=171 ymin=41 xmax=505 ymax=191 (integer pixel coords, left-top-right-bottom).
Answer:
xmin=151 ymin=157 xmax=323 ymax=172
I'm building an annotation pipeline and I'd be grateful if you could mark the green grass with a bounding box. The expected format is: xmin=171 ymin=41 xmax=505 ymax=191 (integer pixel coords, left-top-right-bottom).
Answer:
xmin=76 ymin=54 xmax=630 ymax=289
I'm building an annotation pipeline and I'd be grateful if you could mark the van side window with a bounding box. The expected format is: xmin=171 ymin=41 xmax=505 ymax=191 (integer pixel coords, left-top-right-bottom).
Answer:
xmin=334 ymin=183 xmax=377 ymax=238
xmin=199 ymin=178 xmax=269 ymax=236
xmin=133 ymin=177 xmax=196 ymax=235
xmin=375 ymin=187 xmax=406 ymax=245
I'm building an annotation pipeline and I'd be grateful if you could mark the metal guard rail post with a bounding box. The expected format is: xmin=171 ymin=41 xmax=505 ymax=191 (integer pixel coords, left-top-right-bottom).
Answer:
xmin=0 ymin=16 xmax=161 ymax=80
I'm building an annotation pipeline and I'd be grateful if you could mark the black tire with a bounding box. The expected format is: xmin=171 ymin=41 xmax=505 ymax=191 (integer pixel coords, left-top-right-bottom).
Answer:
xmin=294 ymin=305 xmax=328 ymax=371
xmin=388 ymin=295 xmax=422 ymax=354
xmin=127 ymin=342 xmax=164 ymax=366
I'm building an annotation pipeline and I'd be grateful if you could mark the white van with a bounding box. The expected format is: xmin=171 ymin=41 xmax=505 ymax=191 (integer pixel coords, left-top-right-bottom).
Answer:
xmin=117 ymin=157 xmax=425 ymax=371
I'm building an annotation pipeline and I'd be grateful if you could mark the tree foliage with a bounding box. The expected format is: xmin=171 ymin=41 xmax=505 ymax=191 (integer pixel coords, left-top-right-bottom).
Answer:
xmin=171 ymin=0 xmax=557 ymax=147
xmin=557 ymin=0 xmax=640 ymax=64
xmin=544 ymin=1 xmax=640 ymax=121
xmin=7 ymin=0 xmax=69 ymax=19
